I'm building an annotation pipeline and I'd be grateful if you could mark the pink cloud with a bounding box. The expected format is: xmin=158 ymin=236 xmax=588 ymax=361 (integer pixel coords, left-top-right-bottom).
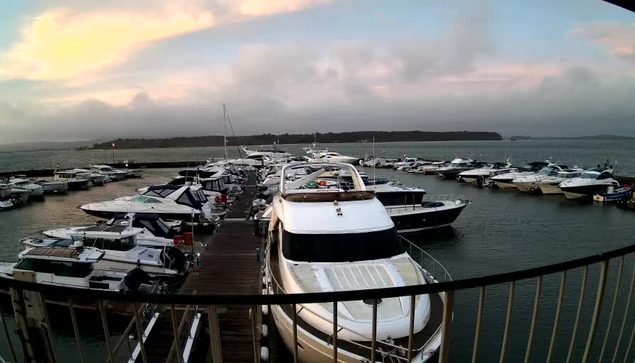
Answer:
xmin=569 ymin=22 xmax=635 ymax=62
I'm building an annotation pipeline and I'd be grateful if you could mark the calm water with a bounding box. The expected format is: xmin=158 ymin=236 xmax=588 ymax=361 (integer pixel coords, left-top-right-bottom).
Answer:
xmin=1 ymin=139 xmax=634 ymax=174
xmin=1 ymin=141 xmax=635 ymax=361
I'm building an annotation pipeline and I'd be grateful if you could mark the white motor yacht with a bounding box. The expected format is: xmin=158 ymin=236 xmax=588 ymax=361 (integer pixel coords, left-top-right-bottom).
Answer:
xmin=68 ymin=168 xmax=108 ymax=186
xmin=43 ymin=213 xmax=180 ymax=248
xmin=92 ymin=164 xmax=127 ymax=181
xmin=559 ymin=169 xmax=620 ymax=200
xmin=36 ymin=179 xmax=68 ymax=194
xmin=0 ymin=245 xmax=126 ymax=291
xmin=393 ymin=157 xmax=419 ymax=170
xmin=308 ymin=151 xmax=359 ymax=164
xmin=437 ymin=158 xmax=476 ymax=179
xmin=54 ymin=169 xmax=91 ymax=190
xmin=8 ymin=176 xmax=44 ymax=200
xmin=241 ymin=145 xmax=292 ymax=158
xmin=536 ymin=169 xmax=584 ymax=195
xmin=414 ymin=161 xmax=446 ymax=174
xmin=81 ymin=185 xmax=216 ymax=223
xmin=266 ymin=162 xmax=448 ymax=362
xmin=490 ymin=161 xmax=550 ymax=189
xmin=458 ymin=162 xmax=514 ymax=183
xmin=22 ymin=227 xmax=188 ymax=278
xmin=512 ymin=163 xmax=570 ymax=193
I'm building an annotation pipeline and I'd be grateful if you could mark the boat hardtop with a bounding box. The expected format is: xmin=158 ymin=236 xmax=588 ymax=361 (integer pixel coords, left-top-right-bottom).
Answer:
xmin=20 ymin=245 xmax=104 ymax=263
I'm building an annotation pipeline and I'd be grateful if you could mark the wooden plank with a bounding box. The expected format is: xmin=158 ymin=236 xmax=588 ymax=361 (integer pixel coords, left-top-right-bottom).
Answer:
xmin=145 ymin=175 xmax=262 ymax=363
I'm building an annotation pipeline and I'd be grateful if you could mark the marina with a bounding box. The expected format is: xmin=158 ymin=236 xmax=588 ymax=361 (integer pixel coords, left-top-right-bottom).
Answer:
xmin=0 ymin=141 xmax=635 ymax=362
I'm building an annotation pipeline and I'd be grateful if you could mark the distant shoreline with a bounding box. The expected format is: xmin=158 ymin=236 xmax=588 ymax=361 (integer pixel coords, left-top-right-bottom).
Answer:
xmin=90 ymin=131 xmax=503 ymax=150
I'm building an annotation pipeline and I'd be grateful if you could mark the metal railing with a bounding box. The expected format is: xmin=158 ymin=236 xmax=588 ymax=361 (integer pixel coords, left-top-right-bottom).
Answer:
xmin=2 ymin=242 xmax=635 ymax=362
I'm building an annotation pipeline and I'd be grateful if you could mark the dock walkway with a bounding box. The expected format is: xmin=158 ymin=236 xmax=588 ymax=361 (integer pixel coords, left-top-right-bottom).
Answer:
xmin=142 ymin=176 xmax=263 ymax=363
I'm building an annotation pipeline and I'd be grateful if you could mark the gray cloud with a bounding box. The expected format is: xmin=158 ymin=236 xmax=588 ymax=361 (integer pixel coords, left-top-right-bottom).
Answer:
xmin=3 ymin=2 xmax=635 ymax=144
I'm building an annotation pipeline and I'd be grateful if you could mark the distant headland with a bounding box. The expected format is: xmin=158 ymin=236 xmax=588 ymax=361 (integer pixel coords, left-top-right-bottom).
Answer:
xmin=509 ymin=134 xmax=634 ymax=141
xmin=91 ymin=131 xmax=503 ymax=150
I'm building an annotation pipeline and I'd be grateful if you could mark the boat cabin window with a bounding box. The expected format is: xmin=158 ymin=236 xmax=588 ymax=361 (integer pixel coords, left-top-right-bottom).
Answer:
xmin=282 ymin=228 xmax=405 ymax=262
xmin=81 ymin=236 xmax=136 ymax=251
xmin=597 ymin=172 xmax=614 ymax=180
xmin=376 ymin=192 xmax=425 ymax=206
xmin=139 ymin=219 xmax=171 ymax=236
xmin=15 ymin=259 xmax=94 ymax=278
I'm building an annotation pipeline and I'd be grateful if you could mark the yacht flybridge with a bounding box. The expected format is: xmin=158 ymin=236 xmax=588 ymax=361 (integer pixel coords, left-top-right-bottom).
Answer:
xmin=265 ymin=162 xmax=448 ymax=362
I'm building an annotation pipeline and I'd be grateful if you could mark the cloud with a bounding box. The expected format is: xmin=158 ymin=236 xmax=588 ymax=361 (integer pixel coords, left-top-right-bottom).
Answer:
xmin=0 ymin=6 xmax=214 ymax=80
xmin=0 ymin=0 xmax=337 ymax=82
xmin=237 ymin=0 xmax=333 ymax=17
xmin=569 ymin=22 xmax=635 ymax=62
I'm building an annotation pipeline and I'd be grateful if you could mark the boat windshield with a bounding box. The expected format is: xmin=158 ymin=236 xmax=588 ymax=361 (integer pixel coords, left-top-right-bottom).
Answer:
xmin=538 ymin=167 xmax=555 ymax=176
xmin=130 ymin=196 xmax=162 ymax=203
xmin=282 ymin=228 xmax=405 ymax=262
xmin=580 ymin=172 xmax=599 ymax=179
xmin=15 ymin=259 xmax=94 ymax=278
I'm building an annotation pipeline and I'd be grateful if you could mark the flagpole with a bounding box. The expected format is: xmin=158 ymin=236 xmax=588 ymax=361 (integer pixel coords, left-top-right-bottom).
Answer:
xmin=112 ymin=142 xmax=116 ymax=164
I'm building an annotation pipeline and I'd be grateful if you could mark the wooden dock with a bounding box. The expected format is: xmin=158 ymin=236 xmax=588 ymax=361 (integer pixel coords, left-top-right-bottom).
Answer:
xmin=141 ymin=176 xmax=263 ymax=363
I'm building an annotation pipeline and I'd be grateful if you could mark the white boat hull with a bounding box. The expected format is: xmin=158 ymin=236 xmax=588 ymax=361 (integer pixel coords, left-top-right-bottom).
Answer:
xmin=538 ymin=183 xmax=562 ymax=195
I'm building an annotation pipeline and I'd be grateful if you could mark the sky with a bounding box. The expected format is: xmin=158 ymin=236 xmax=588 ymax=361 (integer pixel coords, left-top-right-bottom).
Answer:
xmin=0 ymin=0 xmax=634 ymax=144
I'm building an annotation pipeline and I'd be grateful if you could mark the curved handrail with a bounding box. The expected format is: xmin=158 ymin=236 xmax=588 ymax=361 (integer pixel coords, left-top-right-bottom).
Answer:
xmin=1 ymin=242 xmax=634 ymax=305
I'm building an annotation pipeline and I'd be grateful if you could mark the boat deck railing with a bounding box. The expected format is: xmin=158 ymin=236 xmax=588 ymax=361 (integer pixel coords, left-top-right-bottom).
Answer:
xmin=2 ymin=241 xmax=635 ymax=362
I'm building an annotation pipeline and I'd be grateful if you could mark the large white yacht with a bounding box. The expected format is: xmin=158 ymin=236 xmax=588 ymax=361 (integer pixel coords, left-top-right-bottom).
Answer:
xmin=265 ymin=163 xmax=448 ymax=362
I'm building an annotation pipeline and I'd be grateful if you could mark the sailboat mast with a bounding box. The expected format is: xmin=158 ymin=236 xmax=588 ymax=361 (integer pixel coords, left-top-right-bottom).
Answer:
xmin=222 ymin=104 xmax=228 ymax=159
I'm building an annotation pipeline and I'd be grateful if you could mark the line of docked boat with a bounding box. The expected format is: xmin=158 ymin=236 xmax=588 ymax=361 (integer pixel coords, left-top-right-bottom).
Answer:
xmin=0 ymin=162 xmax=251 ymax=296
xmin=364 ymin=156 xmax=632 ymax=202
xmin=0 ymin=165 xmax=145 ymax=211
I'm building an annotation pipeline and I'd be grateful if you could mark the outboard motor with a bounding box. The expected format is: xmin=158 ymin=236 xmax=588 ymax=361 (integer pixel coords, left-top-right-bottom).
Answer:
xmin=125 ymin=266 xmax=153 ymax=292
xmin=160 ymin=246 xmax=189 ymax=273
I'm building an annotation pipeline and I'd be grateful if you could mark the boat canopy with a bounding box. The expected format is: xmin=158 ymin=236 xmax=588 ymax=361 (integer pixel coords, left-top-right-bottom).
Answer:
xmin=143 ymin=185 xmax=208 ymax=209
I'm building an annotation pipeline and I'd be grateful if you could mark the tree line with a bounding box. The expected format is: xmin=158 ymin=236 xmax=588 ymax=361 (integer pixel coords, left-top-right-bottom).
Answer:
xmin=92 ymin=131 xmax=502 ymax=149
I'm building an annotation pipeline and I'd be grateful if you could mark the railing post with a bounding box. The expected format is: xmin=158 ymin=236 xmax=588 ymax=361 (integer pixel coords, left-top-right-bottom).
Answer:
xmin=292 ymin=304 xmax=298 ymax=363
xmin=524 ymin=276 xmax=543 ymax=363
xmin=170 ymin=304 xmax=183 ymax=363
xmin=499 ymin=281 xmax=515 ymax=363
xmin=582 ymin=260 xmax=610 ymax=363
xmin=472 ymin=286 xmax=485 ymax=363
xmin=439 ymin=290 xmax=455 ymax=363
xmin=612 ymin=260 xmax=635 ymax=363
xmin=371 ymin=298 xmax=378 ymax=363
xmin=207 ymin=305 xmax=223 ymax=363
xmin=332 ymin=301 xmax=338 ymax=363
xmin=599 ymin=256 xmax=624 ymax=361
xmin=0 ymin=301 xmax=18 ymax=363
xmin=547 ymin=271 xmax=567 ymax=362
xmin=251 ymin=305 xmax=260 ymax=363
xmin=567 ymin=266 xmax=589 ymax=363
xmin=68 ymin=297 xmax=85 ymax=363
xmin=407 ymin=295 xmax=416 ymax=363
xmin=98 ymin=300 xmax=115 ymax=363
xmin=133 ymin=303 xmax=149 ymax=363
